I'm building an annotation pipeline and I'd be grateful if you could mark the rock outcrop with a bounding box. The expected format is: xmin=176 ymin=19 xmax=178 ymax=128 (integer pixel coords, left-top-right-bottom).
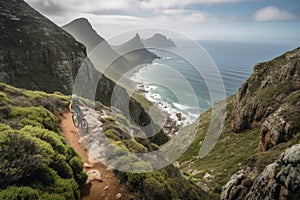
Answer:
xmin=231 ymin=47 xmax=300 ymax=150
xmin=142 ymin=33 xmax=176 ymax=48
xmin=245 ymin=144 xmax=300 ymax=200
xmin=231 ymin=47 xmax=300 ymax=132
xmin=258 ymin=106 xmax=295 ymax=151
xmin=221 ymin=166 xmax=258 ymax=200
xmin=222 ymin=144 xmax=300 ymax=200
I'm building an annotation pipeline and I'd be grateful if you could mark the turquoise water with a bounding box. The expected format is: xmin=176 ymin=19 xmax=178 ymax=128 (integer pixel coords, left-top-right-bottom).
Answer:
xmin=132 ymin=41 xmax=298 ymax=124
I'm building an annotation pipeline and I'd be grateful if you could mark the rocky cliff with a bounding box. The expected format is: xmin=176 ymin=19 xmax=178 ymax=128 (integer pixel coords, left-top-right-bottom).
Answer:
xmin=231 ymin=47 xmax=300 ymax=132
xmin=0 ymin=0 xmax=87 ymax=94
xmin=231 ymin=47 xmax=300 ymax=150
xmin=0 ymin=0 xmax=145 ymax=111
xmin=221 ymin=144 xmax=300 ymax=200
xmin=177 ymin=47 xmax=300 ymax=199
xmin=142 ymin=33 xmax=176 ymax=48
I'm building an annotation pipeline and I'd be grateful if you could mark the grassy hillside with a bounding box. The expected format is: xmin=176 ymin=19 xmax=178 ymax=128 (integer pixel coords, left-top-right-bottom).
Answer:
xmin=177 ymin=47 xmax=300 ymax=198
xmin=178 ymin=98 xmax=300 ymax=198
xmin=0 ymin=83 xmax=203 ymax=200
xmin=0 ymin=83 xmax=87 ymax=200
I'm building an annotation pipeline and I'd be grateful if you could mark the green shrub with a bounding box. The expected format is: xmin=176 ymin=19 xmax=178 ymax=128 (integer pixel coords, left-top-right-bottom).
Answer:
xmin=74 ymin=171 xmax=88 ymax=187
xmin=49 ymin=178 xmax=79 ymax=200
xmin=29 ymin=167 xmax=57 ymax=187
xmin=51 ymin=154 xmax=73 ymax=179
xmin=106 ymin=143 xmax=129 ymax=160
xmin=18 ymin=118 xmax=43 ymax=128
xmin=123 ymin=139 xmax=148 ymax=153
xmin=0 ymin=132 xmax=53 ymax=188
xmin=0 ymin=186 xmax=39 ymax=200
xmin=0 ymin=124 xmax=12 ymax=132
xmin=130 ymin=161 xmax=153 ymax=172
xmin=8 ymin=106 xmax=59 ymax=131
xmin=21 ymin=126 xmax=66 ymax=155
xmin=39 ymin=193 xmax=65 ymax=200
xmin=143 ymin=177 xmax=172 ymax=200
xmin=105 ymin=129 xmax=120 ymax=140
xmin=127 ymin=172 xmax=148 ymax=191
xmin=102 ymin=116 xmax=115 ymax=122
xmin=69 ymin=156 xmax=83 ymax=175
xmin=65 ymin=147 xmax=77 ymax=161
xmin=0 ymin=92 xmax=9 ymax=105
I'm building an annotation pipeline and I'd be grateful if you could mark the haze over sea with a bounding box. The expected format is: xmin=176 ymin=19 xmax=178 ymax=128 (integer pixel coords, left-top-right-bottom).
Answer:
xmin=132 ymin=40 xmax=298 ymax=125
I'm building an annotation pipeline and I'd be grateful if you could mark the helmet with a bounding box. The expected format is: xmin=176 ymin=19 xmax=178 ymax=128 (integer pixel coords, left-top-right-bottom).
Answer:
xmin=72 ymin=94 xmax=77 ymax=99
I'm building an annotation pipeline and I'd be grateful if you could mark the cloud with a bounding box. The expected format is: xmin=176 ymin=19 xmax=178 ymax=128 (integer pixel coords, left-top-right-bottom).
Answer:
xmin=25 ymin=0 xmax=141 ymax=15
xmin=254 ymin=6 xmax=296 ymax=22
xmin=141 ymin=0 xmax=248 ymax=9
xmin=26 ymin=0 xmax=250 ymax=16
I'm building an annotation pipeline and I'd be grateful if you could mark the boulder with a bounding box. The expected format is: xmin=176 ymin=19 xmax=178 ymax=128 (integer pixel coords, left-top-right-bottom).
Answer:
xmin=86 ymin=170 xmax=103 ymax=183
xmin=245 ymin=144 xmax=300 ymax=199
xmin=258 ymin=106 xmax=296 ymax=152
xmin=116 ymin=193 xmax=122 ymax=199
xmin=221 ymin=166 xmax=257 ymax=200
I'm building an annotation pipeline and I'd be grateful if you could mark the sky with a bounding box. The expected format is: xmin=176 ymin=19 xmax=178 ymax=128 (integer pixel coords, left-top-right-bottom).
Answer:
xmin=25 ymin=0 xmax=300 ymax=43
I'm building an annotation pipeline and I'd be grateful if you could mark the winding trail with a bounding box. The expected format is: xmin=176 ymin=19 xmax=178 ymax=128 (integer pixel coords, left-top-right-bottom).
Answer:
xmin=60 ymin=112 xmax=128 ymax=200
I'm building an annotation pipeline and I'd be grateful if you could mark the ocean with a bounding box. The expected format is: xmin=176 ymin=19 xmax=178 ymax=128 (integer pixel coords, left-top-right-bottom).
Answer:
xmin=131 ymin=40 xmax=298 ymax=125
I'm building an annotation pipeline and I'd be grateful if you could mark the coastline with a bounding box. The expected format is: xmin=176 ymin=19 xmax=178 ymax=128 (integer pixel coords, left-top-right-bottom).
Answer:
xmin=130 ymin=62 xmax=198 ymax=136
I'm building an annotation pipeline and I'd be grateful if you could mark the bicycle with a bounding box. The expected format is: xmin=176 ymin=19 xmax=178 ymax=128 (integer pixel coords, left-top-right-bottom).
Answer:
xmin=72 ymin=111 xmax=89 ymax=133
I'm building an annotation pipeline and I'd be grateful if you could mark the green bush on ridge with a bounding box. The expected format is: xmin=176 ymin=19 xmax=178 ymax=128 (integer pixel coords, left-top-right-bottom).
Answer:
xmin=0 ymin=83 xmax=86 ymax=200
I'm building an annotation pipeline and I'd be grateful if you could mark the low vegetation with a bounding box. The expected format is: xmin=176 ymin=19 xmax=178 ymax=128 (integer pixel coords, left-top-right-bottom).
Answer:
xmin=0 ymin=83 xmax=86 ymax=200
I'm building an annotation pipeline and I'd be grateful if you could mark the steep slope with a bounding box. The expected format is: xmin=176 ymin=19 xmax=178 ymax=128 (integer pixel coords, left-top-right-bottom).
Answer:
xmin=231 ymin=47 xmax=300 ymax=150
xmin=0 ymin=0 xmax=168 ymax=153
xmin=178 ymin=47 xmax=300 ymax=199
xmin=0 ymin=82 xmax=202 ymax=200
xmin=231 ymin=47 xmax=300 ymax=131
xmin=142 ymin=33 xmax=176 ymax=48
xmin=0 ymin=0 xmax=85 ymax=94
xmin=0 ymin=0 xmax=128 ymax=108
xmin=0 ymin=83 xmax=86 ymax=199
xmin=62 ymin=18 xmax=106 ymax=53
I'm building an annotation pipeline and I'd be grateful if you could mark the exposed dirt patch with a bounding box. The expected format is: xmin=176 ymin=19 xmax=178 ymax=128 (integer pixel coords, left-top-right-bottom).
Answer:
xmin=60 ymin=112 xmax=128 ymax=200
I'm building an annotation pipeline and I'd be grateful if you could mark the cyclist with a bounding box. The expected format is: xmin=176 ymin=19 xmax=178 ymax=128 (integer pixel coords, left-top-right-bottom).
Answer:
xmin=71 ymin=94 xmax=87 ymax=117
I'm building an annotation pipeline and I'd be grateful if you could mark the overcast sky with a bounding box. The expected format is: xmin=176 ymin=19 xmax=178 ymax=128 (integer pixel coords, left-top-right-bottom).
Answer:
xmin=25 ymin=0 xmax=300 ymax=43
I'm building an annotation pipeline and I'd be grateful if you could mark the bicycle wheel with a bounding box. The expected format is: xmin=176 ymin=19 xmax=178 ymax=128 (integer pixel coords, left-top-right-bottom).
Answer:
xmin=72 ymin=114 xmax=79 ymax=128
xmin=81 ymin=118 xmax=89 ymax=133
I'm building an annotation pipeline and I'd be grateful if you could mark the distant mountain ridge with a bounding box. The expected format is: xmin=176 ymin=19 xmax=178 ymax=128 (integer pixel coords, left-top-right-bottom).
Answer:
xmin=63 ymin=19 xmax=157 ymax=81
xmin=113 ymin=33 xmax=158 ymax=66
xmin=142 ymin=33 xmax=176 ymax=48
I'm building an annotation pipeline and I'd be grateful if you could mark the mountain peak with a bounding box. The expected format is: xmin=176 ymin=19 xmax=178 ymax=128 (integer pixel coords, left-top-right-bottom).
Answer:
xmin=63 ymin=18 xmax=105 ymax=52
xmin=117 ymin=33 xmax=145 ymax=52
xmin=142 ymin=33 xmax=176 ymax=48
xmin=135 ymin=33 xmax=141 ymax=39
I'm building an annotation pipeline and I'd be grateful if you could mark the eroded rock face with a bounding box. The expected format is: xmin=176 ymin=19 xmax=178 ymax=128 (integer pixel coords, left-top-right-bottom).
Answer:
xmin=222 ymin=145 xmax=300 ymax=200
xmin=245 ymin=144 xmax=300 ymax=200
xmin=221 ymin=166 xmax=257 ymax=200
xmin=258 ymin=107 xmax=294 ymax=152
xmin=231 ymin=47 xmax=300 ymax=134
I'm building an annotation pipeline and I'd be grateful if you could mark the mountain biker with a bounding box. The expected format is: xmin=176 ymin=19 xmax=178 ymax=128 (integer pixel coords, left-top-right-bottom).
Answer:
xmin=71 ymin=94 xmax=87 ymax=117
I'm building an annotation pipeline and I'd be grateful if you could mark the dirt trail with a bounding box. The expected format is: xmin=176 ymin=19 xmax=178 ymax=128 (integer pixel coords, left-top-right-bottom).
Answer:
xmin=60 ymin=112 xmax=128 ymax=200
